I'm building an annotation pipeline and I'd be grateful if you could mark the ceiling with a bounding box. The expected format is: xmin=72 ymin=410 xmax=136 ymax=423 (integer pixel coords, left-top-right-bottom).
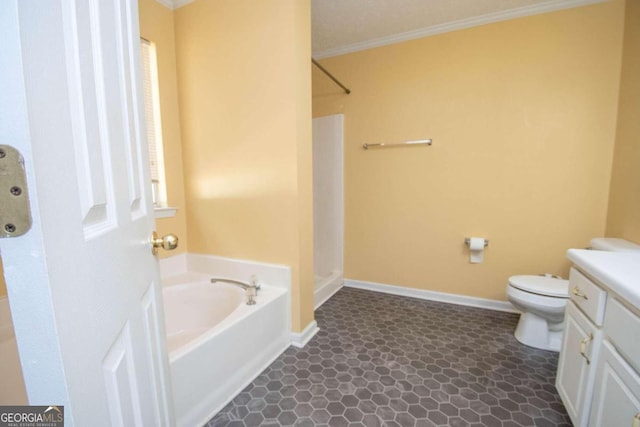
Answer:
xmin=311 ymin=0 xmax=604 ymax=58
xmin=160 ymin=0 xmax=604 ymax=58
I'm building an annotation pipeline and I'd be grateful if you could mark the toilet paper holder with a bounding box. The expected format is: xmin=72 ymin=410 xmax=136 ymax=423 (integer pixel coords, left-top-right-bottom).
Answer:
xmin=465 ymin=237 xmax=489 ymax=247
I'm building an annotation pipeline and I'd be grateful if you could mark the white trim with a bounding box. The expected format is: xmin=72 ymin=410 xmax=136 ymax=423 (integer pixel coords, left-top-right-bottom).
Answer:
xmin=154 ymin=0 xmax=174 ymax=10
xmin=185 ymin=253 xmax=292 ymax=292
xmin=313 ymin=0 xmax=607 ymax=59
xmin=154 ymin=206 xmax=177 ymax=219
xmin=314 ymin=275 xmax=344 ymax=310
xmin=153 ymin=0 xmax=196 ymax=10
xmin=172 ymin=0 xmax=197 ymax=9
xmin=290 ymin=320 xmax=319 ymax=348
xmin=344 ymin=279 xmax=518 ymax=313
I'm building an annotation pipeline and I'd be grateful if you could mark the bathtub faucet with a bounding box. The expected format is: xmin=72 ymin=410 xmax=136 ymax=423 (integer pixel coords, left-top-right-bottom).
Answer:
xmin=210 ymin=276 xmax=261 ymax=305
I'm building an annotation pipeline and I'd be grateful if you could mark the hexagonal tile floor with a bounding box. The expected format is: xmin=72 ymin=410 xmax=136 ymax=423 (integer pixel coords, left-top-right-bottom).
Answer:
xmin=207 ymin=287 xmax=571 ymax=426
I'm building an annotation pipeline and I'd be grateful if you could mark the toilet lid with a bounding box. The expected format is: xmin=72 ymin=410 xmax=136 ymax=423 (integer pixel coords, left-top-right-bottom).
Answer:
xmin=509 ymin=275 xmax=569 ymax=298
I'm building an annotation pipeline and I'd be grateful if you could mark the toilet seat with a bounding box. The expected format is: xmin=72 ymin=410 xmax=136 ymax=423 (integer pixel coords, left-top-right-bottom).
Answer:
xmin=509 ymin=275 xmax=569 ymax=298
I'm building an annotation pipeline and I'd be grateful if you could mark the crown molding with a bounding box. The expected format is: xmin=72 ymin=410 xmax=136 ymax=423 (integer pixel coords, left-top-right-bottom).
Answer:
xmin=172 ymin=0 xmax=197 ymax=8
xmin=154 ymin=0 xmax=197 ymax=10
xmin=313 ymin=0 xmax=607 ymax=59
xmin=154 ymin=0 xmax=174 ymax=10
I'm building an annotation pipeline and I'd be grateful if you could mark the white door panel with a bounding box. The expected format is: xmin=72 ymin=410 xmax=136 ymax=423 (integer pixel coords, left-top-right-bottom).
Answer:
xmin=0 ymin=1 xmax=174 ymax=426
xmin=589 ymin=342 xmax=640 ymax=427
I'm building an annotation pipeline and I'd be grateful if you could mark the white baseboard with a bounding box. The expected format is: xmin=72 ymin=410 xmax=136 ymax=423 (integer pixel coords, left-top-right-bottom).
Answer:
xmin=344 ymin=279 xmax=518 ymax=313
xmin=314 ymin=275 xmax=344 ymax=310
xmin=290 ymin=320 xmax=320 ymax=348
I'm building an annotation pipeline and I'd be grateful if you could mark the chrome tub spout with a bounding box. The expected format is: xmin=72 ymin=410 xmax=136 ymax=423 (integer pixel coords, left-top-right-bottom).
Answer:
xmin=210 ymin=276 xmax=260 ymax=305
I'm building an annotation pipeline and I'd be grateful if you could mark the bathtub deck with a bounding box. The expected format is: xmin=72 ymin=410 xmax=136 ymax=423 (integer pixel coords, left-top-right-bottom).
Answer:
xmin=207 ymin=287 xmax=571 ymax=427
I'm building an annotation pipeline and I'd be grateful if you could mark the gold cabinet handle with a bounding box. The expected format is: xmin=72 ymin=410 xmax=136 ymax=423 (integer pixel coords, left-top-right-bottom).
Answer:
xmin=151 ymin=231 xmax=179 ymax=255
xmin=633 ymin=413 xmax=640 ymax=427
xmin=572 ymin=286 xmax=589 ymax=300
xmin=580 ymin=333 xmax=593 ymax=365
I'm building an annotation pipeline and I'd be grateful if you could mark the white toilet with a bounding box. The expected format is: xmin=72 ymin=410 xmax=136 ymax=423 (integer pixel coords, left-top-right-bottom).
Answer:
xmin=507 ymin=237 xmax=640 ymax=352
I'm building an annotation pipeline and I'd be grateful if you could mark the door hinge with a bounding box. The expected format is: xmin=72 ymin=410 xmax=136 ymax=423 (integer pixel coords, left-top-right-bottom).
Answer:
xmin=0 ymin=145 xmax=32 ymax=238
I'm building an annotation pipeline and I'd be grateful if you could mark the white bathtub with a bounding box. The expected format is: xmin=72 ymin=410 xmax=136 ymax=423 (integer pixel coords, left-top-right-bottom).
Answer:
xmin=163 ymin=277 xmax=245 ymax=355
xmin=160 ymin=255 xmax=291 ymax=427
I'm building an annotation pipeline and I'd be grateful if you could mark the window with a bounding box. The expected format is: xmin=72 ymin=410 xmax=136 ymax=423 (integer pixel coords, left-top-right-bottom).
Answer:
xmin=140 ymin=38 xmax=167 ymax=208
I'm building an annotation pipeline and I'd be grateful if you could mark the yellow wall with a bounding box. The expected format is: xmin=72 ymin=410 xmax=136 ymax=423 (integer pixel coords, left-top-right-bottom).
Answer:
xmin=313 ymin=1 xmax=625 ymax=301
xmin=606 ymin=0 xmax=640 ymax=243
xmin=0 ymin=0 xmax=186 ymax=304
xmin=139 ymin=0 xmax=189 ymax=256
xmin=174 ymin=0 xmax=314 ymax=332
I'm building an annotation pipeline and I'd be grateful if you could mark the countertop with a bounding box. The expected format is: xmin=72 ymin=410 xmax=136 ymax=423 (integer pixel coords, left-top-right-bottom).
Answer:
xmin=567 ymin=249 xmax=640 ymax=310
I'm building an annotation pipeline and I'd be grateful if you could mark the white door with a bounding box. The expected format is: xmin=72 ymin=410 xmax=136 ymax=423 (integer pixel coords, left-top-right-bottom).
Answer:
xmin=0 ymin=1 xmax=174 ymax=426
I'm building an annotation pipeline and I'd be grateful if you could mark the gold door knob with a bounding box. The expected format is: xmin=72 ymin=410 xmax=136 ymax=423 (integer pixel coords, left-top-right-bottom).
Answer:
xmin=151 ymin=231 xmax=179 ymax=255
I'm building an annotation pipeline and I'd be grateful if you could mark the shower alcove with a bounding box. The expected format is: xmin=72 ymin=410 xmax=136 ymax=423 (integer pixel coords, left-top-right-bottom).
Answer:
xmin=312 ymin=114 xmax=344 ymax=309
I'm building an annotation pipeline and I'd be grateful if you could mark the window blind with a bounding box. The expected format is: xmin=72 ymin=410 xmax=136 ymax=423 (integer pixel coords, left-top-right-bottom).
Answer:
xmin=140 ymin=38 xmax=165 ymax=206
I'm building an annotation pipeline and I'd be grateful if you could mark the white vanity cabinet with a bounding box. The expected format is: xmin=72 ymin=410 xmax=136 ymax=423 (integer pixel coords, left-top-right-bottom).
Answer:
xmin=588 ymin=298 xmax=640 ymax=427
xmin=557 ymin=251 xmax=640 ymax=427
xmin=556 ymin=269 xmax=604 ymax=427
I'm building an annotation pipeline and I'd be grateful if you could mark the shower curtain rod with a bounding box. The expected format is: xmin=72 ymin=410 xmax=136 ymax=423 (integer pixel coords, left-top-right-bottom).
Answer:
xmin=312 ymin=58 xmax=351 ymax=95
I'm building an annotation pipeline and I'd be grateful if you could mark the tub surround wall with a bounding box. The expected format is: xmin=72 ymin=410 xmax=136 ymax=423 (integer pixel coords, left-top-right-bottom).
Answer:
xmin=312 ymin=0 xmax=625 ymax=302
xmin=606 ymin=0 xmax=640 ymax=243
xmin=174 ymin=0 xmax=314 ymax=333
xmin=312 ymin=116 xmax=344 ymax=277
xmin=138 ymin=0 xmax=189 ymax=257
xmin=160 ymin=253 xmax=292 ymax=295
xmin=312 ymin=115 xmax=345 ymax=309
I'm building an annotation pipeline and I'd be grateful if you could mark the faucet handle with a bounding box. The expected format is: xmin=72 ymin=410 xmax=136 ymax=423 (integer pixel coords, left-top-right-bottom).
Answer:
xmin=250 ymin=275 xmax=261 ymax=290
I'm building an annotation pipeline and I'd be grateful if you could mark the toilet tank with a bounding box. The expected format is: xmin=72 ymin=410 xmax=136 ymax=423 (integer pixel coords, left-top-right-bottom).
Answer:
xmin=590 ymin=237 xmax=640 ymax=252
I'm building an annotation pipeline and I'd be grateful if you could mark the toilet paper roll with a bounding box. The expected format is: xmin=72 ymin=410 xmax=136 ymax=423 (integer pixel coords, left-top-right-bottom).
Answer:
xmin=469 ymin=237 xmax=486 ymax=251
xmin=469 ymin=237 xmax=486 ymax=263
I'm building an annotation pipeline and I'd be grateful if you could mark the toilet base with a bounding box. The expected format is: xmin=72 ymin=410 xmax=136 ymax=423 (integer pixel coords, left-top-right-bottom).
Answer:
xmin=514 ymin=312 xmax=563 ymax=352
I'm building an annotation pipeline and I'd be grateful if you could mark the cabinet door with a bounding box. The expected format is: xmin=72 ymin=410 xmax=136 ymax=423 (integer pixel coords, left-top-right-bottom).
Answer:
xmin=556 ymin=301 xmax=600 ymax=427
xmin=588 ymin=341 xmax=640 ymax=427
